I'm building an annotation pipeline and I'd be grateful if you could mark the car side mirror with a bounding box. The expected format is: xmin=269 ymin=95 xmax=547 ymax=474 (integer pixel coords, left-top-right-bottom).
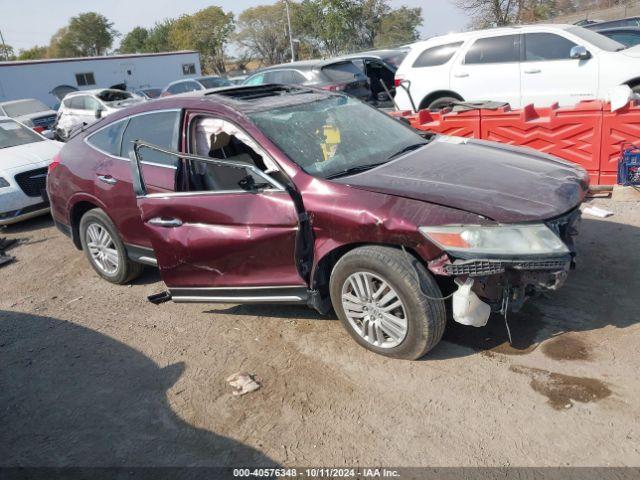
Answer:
xmin=570 ymin=45 xmax=591 ymax=60
xmin=94 ymin=108 xmax=104 ymax=119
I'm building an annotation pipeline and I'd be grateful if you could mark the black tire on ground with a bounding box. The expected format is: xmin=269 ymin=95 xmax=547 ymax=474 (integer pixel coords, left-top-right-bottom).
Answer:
xmin=79 ymin=208 xmax=143 ymax=284
xmin=427 ymin=96 xmax=460 ymax=111
xmin=329 ymin=246 xmax=447 ymax=360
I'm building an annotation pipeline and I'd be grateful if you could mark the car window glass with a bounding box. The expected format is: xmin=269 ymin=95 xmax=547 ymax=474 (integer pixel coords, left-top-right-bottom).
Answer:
xmin=465 ymin=35 xmax=519 ymax=64
xmin=168 ymin=82 xmax=187 ymax=94
xmin=608 ymin=32 xmax=640 ymax=46
xmin=524 ymin=33 xmax=577 ymax=61
xmin=288 ymin=71 xmax=306 ymax=84
xmin=188 ymin=117 xmax=282 ymax=192
xmin=0 ymin=119 xmax=44 ymax=149
xmin=69 ymin=96 xmax=86 ymax=110
xmin=87 ymin=119 xmax=127 ymax=155
xmin=184 ymin=81 xmax=202 ymax=92
xmin=321 ymin=62 xmax=364 ymax=82
xmin=413 ymin=42 xmax=463 ymax=67
xmin=84 ymin=97 xmax=101 ymax=111
xmin=249 ymin=95 xmax=427 ymax=180
xmin=244 ymin=73 xmax=265 ymax=86
xmin=121 ymin=111 xmax=180 ymax=166
xmin=2 ymin=100 xmax=49 ymax=117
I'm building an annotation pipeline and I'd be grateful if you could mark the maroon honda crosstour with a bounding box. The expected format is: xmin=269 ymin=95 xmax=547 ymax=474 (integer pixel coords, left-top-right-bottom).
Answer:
xmin=47 ymin=85 xmax=588 ymax=359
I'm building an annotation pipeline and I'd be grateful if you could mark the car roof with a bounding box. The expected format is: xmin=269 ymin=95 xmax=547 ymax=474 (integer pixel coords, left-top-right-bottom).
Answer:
xmin=65 ymin=88 xmax=125 ymax=97
xmin=409 ymin=24 xmax=574 ymax=49
xmin=254 ymin=58 xmax=354 ymax=73
xmin=339 ymin=48 xmax=408 ymax=60
xmin=91 ymin=85 xmax=341 ymax=126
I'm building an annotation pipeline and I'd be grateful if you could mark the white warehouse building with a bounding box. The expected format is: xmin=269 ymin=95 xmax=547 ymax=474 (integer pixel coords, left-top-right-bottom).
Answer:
xmin=0 ymin=51 xmax=202 ymax=107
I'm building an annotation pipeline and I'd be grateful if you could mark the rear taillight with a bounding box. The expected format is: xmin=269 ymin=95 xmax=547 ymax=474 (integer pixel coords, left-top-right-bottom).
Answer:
xmin=33 ymin=126 xmax=46 ymax=133
xmin=394 ymin=76 xmax=405 ymax=88
xmin=321 ymin=83 xmax=347 ymax=92
xmin=48 ymin=153 xmax=61 ymax=174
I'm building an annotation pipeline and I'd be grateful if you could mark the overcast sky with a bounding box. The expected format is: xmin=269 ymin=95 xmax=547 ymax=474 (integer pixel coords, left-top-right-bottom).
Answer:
xmin=1 ymin=0 xmax=469 ymax=52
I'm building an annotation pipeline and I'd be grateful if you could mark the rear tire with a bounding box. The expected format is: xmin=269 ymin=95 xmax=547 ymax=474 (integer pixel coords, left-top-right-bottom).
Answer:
xmin=427 ymin=96 xmax=459 ymax=111
xmin=79 ymin=208 xmax=143 ymax=284
xmin=329 ymin=246 xmax=446 ymax=360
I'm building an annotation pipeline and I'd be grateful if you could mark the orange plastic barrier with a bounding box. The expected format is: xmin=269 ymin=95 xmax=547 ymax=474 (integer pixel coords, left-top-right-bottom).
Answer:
xmin=480 ymin=101 xmax=604 ymax=186
xmin=392 ymin=100 xmax=640 ymax=185
xmin=395 ymin=108 xmax=481 ymax=138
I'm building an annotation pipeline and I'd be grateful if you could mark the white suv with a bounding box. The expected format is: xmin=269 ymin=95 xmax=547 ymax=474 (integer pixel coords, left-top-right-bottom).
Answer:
xmin=55 ymin=89 xmax=143 ymax=140
xmin=395 ymin=24 xmax=640 ymax=111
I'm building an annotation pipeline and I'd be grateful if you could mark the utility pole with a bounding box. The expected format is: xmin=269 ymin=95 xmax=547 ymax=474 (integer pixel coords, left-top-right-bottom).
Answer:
xmin=0 ymin=28 xmax=8 ymax=61
xmin=285 ymin=0 xmax=295 ymax=62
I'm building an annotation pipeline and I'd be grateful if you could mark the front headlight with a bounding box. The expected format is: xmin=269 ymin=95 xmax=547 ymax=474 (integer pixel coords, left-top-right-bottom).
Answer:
xmin=419 ymin=224 xmax=569 ymax=256
xmin=0 ymin=177 xmax=10 ymax=189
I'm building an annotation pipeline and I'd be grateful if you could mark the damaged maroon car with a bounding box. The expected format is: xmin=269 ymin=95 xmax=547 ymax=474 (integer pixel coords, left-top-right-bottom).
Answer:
xmin=47 ymin=85 xmax=588 ymax=359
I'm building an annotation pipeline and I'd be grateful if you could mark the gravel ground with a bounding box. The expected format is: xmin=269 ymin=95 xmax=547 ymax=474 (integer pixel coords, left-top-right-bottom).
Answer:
xmin=0 ymin=197 xmax=639 ymax=468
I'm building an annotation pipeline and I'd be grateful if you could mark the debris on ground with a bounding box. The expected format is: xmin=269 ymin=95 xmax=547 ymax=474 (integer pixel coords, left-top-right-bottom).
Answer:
xmin=583 ymin=206 xmax=614 ymax=218
xmin=227 ymin=372 xmax=261 ymax=396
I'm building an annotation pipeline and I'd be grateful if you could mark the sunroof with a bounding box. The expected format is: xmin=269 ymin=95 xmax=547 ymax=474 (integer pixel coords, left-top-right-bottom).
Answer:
xmin=208 ymin=84 xmax=310 ymax=101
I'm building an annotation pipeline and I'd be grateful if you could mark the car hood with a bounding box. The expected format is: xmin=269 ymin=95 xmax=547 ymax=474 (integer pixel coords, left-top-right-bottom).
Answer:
xmin=0 ymin=140 xmax=63 ymax=172
xmin=333 ymin=136 xmax=589 ymax=223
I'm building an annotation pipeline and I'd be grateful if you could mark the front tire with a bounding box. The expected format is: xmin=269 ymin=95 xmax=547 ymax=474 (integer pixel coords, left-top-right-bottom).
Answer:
xmin=329 ymin=246 xmax=446 ymax=360
xmin=79 ymin=208 xmax=143 ymax=284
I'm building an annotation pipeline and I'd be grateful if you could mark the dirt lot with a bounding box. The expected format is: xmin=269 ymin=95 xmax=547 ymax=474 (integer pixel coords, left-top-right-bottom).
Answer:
xmin=1 ymin=198 xmax=639 ymax=468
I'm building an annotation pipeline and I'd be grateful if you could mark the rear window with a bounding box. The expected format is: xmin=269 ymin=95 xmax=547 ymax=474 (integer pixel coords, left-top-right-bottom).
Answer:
xmin=2 ymin=99 xmax=50 ymax=118
xmin=97 ymin=90 xmax=133 ymax=103
xmin=198 ymin=77 xmax=232 ymax=89
xmin=381 ymin=51 xmax=408 ymax=68
xmin=321 ymin=62 xmax=364 ymax=82
xmin=413 ymin=42 xmax=463 ymax=67
xmin=0 ymin=119 xmax=44 ymax=149
xmin=465 ymin=34 xmax=520 ymax=64
xmin=87 ymin=119 xmax=127 ymax=156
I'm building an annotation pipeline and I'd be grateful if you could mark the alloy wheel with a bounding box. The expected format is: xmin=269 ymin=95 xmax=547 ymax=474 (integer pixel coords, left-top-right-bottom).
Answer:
xmin=341 ymin=271 xmax=408 ymax=349
xmin=86 ymin=223 xmax=119 ymax=275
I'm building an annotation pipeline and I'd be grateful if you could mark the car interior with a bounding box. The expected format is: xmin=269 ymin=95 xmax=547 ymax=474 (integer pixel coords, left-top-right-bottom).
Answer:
xmin=187 ymin=117 xmax=285 ymax=192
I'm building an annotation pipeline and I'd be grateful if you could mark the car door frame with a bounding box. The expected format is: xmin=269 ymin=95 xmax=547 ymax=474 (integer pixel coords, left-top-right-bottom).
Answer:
xmin=451 ymin=33 xmax=522 ymax=107
xmin=129 ymin=126 xmax=314 ymax=304
xmin=519 ymin=30 xmax=598 ymax=107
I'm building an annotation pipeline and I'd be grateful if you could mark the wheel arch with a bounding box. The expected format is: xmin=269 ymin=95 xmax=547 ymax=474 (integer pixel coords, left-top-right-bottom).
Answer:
xmin=418 ymin=90 xmax=464 ymax=110
xmin=311 ymin=242 xmax=427 ymax=296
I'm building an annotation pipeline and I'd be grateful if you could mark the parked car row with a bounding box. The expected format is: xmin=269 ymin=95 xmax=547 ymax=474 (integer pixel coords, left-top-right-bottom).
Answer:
xmin=241 ymin=48 xmax=409 ymax=107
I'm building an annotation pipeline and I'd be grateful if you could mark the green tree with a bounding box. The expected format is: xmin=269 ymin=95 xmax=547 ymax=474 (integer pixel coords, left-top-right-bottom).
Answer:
xmin=145 ymin=20 xmax=176 ymax=53
xmin=17 ymin=45 xmax=48 ymax=60
xmin=0 ymin=44 xmax=15 ymax=61
xmin=169 ymin=7 xmax=235 ymax=74
xmin=236 ymin=2 xmax=296 ymax=65
xmin=119 ymin=26 xmax=150 ymax=53
xmin=374 ymin=6 xmax=422 ymax=47
xmin=48 ymin=27 xmax=80 ymax=58
xmin=48 ymin=12 xmax=118 ymax=57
